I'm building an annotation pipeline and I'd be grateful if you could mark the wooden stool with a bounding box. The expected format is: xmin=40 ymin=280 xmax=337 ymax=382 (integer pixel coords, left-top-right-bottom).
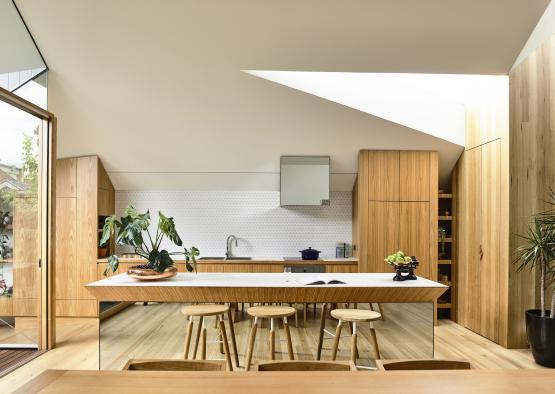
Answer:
xmin=254 ymin=360 xmax=357 ymax=371
xmin=181 ymin=304 xmax=238 ymax=371
xmin=245 ymin=305 xmax=296 ymax=371
xmin=123 ymin=359 xmax=226 ymax=371
xmin=376 ymin=359 xmax=471 ymax=371
xmin=330 ymin=309 xmax=381 ymax=367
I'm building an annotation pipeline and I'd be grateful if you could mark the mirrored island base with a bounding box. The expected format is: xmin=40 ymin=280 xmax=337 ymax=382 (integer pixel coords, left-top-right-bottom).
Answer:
xmin=99 ymin=301 xmax=434 ymax=370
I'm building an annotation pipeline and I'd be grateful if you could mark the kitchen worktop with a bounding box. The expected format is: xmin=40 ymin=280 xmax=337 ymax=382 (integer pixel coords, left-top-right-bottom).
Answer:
xmin=86 ymin=272 xmax=447 ymax=303
xmin=97 ymin=257 xmax=358 ymax=265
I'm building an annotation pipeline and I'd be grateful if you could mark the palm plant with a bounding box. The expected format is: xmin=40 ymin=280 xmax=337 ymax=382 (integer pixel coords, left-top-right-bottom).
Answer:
xmin=100 ymin=205 xmax=199 ymax=276
xmin=514 ymin=192 xmax=555 ymax=319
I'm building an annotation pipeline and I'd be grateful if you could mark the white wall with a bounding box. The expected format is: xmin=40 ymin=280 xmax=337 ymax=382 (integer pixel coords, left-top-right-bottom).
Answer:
xmin=513 ymin=1 xmax=555 ymax=69
xmin=115 ymin=191 xmax=352 ymax=259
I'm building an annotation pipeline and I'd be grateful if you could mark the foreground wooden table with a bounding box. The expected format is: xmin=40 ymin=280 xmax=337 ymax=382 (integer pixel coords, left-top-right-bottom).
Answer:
xmin=16 ymin=369 xmax=555 ymax=393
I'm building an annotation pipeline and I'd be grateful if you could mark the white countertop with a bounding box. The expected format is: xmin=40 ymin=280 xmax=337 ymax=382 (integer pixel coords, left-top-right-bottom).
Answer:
xmin=87 ymin=272 xmax=446 ymax=289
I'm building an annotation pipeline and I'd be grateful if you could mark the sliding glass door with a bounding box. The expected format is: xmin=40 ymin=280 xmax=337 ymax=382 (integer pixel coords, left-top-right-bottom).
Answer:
xmin=0 ymin=94 xmax=43 ymax=349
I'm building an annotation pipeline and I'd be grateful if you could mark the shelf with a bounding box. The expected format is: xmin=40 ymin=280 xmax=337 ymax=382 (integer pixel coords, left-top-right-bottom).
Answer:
xmin=438 ymin=216 xmax=452 ymax=220
xmin=438 ymin=259 xmax=452 ymax=264
xmin=438 ymin=238 xmax=452 ymax=243
xmin=437 ymin=303 xmax=452 ymax=309
xmin=439 ymin=281 xmax=452 ymax=286
xmin=438 ymin=193 xmax=453 ymax=198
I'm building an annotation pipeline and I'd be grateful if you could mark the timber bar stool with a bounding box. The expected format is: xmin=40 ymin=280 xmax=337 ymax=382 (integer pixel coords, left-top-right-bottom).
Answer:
xmin=330 ymin=308 xmax=381 ymax=368
xmin=181 ymin=304 xmax=238 ymax=371
xmin=245 ymin=305 xmax=296 ymax=371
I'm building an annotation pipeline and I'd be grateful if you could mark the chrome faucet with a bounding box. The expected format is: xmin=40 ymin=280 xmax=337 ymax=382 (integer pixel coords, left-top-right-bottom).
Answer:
xmin=226 ymin=235 xmax=238 ymax=259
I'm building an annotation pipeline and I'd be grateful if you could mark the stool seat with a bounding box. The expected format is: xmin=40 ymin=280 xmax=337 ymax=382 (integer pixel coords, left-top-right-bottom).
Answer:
xmin=182 ymin=304 xmax=229 ymax=317
xmin=247 ymin=305 xmax=296 ymax=318
xmin=330 ymin=308 xmax=381 ymax=322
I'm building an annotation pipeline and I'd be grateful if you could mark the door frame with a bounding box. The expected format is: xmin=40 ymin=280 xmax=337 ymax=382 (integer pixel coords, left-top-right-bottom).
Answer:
xmin=0 ymin=86 xmax=57 ymax=350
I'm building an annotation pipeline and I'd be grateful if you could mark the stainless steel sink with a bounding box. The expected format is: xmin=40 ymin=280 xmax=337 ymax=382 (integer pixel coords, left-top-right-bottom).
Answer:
xmin=198 ymin=256 xmax=252 ymax=260
xmin=199 ymin=257 xmax=225 ymax=260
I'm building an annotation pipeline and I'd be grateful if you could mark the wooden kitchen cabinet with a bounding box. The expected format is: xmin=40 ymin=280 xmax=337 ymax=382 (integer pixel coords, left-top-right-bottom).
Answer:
xmin=354 ymin=150 xmax=438 ymax=279
xmin=56 ymin=156 xmax=115 ymax=317
xmin=457 ymin=140 xmax=502 ymax=342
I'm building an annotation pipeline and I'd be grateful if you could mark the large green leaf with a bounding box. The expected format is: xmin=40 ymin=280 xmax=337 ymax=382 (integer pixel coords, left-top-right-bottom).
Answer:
xmin=159 ymin=212 xmax=182 ymax=246
xmin=184 ymin=246 xmax=200 ymax=273
xmin=99 ymin=215 xmax=120 ymax=246
xmin=103 ymin=254 xmax=119 ymax=276
xmin=148 ymin=249 xmax=174 ymax=272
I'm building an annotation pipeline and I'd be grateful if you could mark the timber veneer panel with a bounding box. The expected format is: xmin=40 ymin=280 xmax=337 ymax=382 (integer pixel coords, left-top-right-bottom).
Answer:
xmin=354 ymin=150 xmax=437 ymax=279
xmin=366 ymin=202 xmax=399 ymax=273
xmin=507 ymin=35 xmax=555 ymax=347
xmin=399 ymin=202 xmax=431 ymax=279
xmin=56 ymin=156 xmax=114 ymax=317
xmin=399 ymin=151 xmax=430 ymax=201
xmin=367 ymin=151 xmax=399 ymax=201
xmin=480 ymin=141 xmax=501 ymax=343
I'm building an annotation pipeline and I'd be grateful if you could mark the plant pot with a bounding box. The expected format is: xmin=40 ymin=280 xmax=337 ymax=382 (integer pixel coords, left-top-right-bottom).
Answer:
xmin=127 ymin=266 xmax=177 ymax=281
xmin=98 ymin=247 xmax=108 ymax=258
xmin=526 ymin=309 xmax=555 ymax=368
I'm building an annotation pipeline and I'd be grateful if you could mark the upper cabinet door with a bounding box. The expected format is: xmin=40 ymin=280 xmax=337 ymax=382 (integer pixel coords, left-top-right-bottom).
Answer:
xmin=367 ymin=151 xmax=400 ymax=201
xmin=400 ymin=151 xmax=430 ymax=201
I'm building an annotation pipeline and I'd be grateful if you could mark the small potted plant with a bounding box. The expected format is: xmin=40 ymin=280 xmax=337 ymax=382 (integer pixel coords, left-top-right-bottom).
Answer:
xmin=514 ymin=193 xmax=555 ymax=368
xmin=100 ymin=205 xmax=199 ymax=279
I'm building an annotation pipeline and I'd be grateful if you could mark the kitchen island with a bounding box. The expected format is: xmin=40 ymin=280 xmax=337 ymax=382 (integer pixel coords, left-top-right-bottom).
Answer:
xmin=87 ymin=273 xmax=446 ymax=370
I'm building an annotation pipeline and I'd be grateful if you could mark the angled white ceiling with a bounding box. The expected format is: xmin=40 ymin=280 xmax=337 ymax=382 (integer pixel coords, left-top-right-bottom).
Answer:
xmin=244 ymin=71 xmax=509 ymax=147
xmin=14 ymin=0 xmax=548 ymax=191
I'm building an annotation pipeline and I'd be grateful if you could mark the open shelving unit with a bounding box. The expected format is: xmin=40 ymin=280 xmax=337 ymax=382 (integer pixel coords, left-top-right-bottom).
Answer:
xmin=436 ymin=190 xmax=456 ymax=321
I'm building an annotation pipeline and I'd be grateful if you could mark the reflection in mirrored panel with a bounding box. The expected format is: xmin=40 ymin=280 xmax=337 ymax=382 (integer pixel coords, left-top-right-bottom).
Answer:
xmin=99 ymin=302 xmax=433 ymax=370
xmin=0 ymin=0 xmax=47 ymax=91
xmin=280 ymin=156 xmax=330 ymax=206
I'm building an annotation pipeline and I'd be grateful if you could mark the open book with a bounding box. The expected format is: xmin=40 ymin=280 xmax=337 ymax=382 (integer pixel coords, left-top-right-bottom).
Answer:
xmin=295 ymin=275 xmax=346 ymax=286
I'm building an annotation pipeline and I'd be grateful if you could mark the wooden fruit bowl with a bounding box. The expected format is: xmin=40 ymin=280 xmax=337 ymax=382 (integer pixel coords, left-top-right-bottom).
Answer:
xmin=127 ymin=266 xmax=178 ymax=281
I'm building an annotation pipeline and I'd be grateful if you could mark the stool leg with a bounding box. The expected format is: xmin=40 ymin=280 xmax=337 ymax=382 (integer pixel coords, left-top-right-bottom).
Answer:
xmin=193 ymin=316 xmax=203 ymax=359
xmin=377 ymin=303 xmax=385 ymax=321
xmin=269 ymin=318 xmax=275 ymax=360
xmin=348 ymin=321 xmax=360 ymax=359
xmin=218 ymin=317 xmax=224 ymax=354
xmin=200 ymin=318 xmax=207 ymax=360
xmin=316 ymin=303 xmax=328 ymax=360
xmin=226 ymin=307 xmax=240 ymax=368
xmin=283 ymin=316 xmax=294 ymax=360
xmin=245 ymin=317 xmax=259 ymax=371
xmin=183 ymin=316 xmax=194 ymax=359
xmin=218 ymin=315 xmax=233 ymax=371
xmin=331 ymin=319 xmax=342 ymax=360
xmin=350 ymin=322 xmax=357 ymax=364
xmin=370 ymin=322 xmax=381 ymax=360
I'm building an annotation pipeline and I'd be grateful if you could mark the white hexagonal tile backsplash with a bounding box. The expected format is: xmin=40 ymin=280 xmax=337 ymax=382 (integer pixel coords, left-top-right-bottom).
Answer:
xmin=115 ymin=191 xmax=352 ymax=259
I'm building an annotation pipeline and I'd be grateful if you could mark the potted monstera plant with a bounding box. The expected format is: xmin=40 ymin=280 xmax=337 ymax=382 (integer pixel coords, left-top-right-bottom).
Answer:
xmin=100 ymin=206 xmax=199 ymax=279
xmin=514 ymin=193 xmax=555 ymax=367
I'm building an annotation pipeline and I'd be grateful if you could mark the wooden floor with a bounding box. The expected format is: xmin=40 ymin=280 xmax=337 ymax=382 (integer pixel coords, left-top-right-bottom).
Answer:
xmin=0 ymin=304 xmax=542 ymax=392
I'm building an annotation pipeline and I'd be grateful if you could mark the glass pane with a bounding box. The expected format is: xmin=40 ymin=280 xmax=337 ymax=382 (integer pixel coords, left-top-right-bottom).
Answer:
xmin=0 ymin=97 xmax=42 ymax=348
xmin=0 ymin=0 xmax=47 ymax=91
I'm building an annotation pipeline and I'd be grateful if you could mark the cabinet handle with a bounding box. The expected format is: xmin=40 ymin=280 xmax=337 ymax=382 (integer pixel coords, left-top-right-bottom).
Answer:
xmin=479 ymin=245 xmax=484 ymax=261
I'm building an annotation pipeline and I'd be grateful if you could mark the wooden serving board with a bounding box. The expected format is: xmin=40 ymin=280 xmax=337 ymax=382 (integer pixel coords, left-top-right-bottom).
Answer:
xmin=127 ymin=267 xmax=177 ymax=281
